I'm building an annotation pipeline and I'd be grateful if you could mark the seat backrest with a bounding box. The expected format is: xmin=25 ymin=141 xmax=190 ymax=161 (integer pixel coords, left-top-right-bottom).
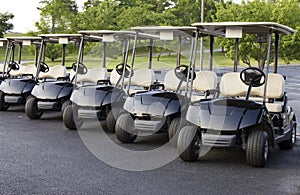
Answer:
xmin=258 ymin=73 xmax=285 ymax=99
xmin=110 ymin=69 xmax=131 ymax=86
xmin=39 ymin=65 xmax=66 ymax=79
xmin=193 ymin=71 xmax=217 ymax=92
xmin=0 ymin=63 xmax=5 ymax=73
xmin=10 ymin=64 xmax=37 ymax=77
xmin=130 ymin=68 xmax=155 ymax=88
xmin=220 ymin=72 xmax=248 ymax=97
xmin=76 ymin=67 xmax=108 ymax=83
xmin=164 ymin=69 xmax=187 ymax=91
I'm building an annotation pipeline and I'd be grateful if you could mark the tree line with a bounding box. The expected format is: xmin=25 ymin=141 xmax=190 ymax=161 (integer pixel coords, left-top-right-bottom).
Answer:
xmin=1 ymin=0 xmax=300 ymax=65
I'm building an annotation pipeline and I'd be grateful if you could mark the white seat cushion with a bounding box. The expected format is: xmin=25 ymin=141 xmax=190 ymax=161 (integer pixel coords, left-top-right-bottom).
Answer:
xmin=193 ymin=71 xmax=217 ymax=92
xmin=10 ymin=64 xmax=37 ymax=77
xmin=258 ymin=73 xmax=285 ymax=99
xmin=39 ymin=65 xmax=66 ymax=79
xmin=220 ymin=72 xmax=248 ymax=97
xmin=164 ymin=69 xmax=187 ymax=91
xmin=0 ymin=63 xmax=5 ymax=73
xmin=110 ymin=69 xmax=129 ymax=86
xmin=76 ymin=67 xmax=108 ymax=83
xmin=130 ymin=68 xmax=154 ymax=88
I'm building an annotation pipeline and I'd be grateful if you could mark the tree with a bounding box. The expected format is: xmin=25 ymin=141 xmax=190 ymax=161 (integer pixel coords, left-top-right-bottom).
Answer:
xmin=36 ymin=0 xmax=78 ymax=33
xmin=214 ymin=0 xmax=300 ymax=68
xmin=0 ymin=12 xmax=14 ymax=37
xmin=74 ymin=0 xmax=120 ymax=30
xmin=35 ymin=0 xmax=78 ymax=61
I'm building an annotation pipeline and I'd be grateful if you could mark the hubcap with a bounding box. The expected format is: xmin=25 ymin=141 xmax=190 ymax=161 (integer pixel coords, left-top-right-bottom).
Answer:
xmin=194 ymin=134 xmax=201 ymax=156
xmin=291 ymin=123 xmax=296 ymax=144
xmin=264 ymin=140 xmax=269 ymax=161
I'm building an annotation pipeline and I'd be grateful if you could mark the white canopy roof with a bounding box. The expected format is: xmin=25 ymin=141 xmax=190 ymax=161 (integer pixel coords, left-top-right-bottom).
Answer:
xmin=192 ymin=22 xmax=295 ymax=35
xmin=79 ymin=30 xmax=160 ymax=41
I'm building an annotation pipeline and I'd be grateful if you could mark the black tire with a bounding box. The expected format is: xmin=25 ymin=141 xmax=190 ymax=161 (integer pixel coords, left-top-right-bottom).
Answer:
xmin=61 ymin=100 xmax=72 ymax=114
xmin=63 ymin=105 xmax=82 ymax=130
xmin=115 ymin=113 xmax=137 ymax=143
xmin=178 ymin=126 xmax=200 ymax=162
xmin=278 ymin=120 xmax=297 ymax=150
xmin=0 ymin=91 xmax=9 ymax=111
xmin=168 ymin=117 xmax=186 ymax=146
xmin=25 ymin=98 xmax=43 ymax=119
xmin=26 ymin=94 xmax=34 ymax=102
xmin=106 ymin=108 xmax=124 ymax=133
xmin=246 ymin=131 xmax=269 ymax=167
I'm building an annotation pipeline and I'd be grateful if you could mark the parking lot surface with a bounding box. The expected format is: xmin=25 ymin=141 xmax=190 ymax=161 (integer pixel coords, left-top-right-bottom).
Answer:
xmin=0 ymin=65 xmax=299 ymax=194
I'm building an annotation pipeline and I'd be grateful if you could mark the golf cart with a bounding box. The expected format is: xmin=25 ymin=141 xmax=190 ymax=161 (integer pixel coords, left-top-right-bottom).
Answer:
xmin=115 ymin=26 xmax=220 ymax=144
xmin=63 ymin=30 xmax=158 ymax=131
xmin=178 ymin=22 xmax=297 ymax=167
xmin=0 ymin=37 xmax=42 ymax=111
xmin=25 ymin=34 xmax=82 ymax=119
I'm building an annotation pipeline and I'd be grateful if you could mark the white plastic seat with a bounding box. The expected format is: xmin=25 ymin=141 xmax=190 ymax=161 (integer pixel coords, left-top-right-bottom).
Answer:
xmin=221 ymin=72 xmax=285 ymax=113
xmin=0 ymin=64 xmax=5 ymax=73
xmin=191 ymin=71 xmax=218 ymax=102
xmin=220 ymin=72 xmax=248 ymax=97
xmin=128 ymin=68 xmax=155 ymax=94
xmin=261 ymin=73 xmax=285 ymax=113
xmin=193 ymin=71 xmax=218 ymax=92
xmin=39 ymin=65 xmax=66 ymax=80
xmin=76 ymin=67 xmax=108 ymax=83
xmin=110 ymin=69 xmax=129 ymax=86
xmin=164 ymin=69 xmax=187 ymax=91
xmin=10 ymin=64 xmax=37 ymax=77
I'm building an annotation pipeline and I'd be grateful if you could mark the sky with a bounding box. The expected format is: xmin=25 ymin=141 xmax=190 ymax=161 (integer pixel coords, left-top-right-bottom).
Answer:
xmin=0 ymin=0 xmax=86 ymax=33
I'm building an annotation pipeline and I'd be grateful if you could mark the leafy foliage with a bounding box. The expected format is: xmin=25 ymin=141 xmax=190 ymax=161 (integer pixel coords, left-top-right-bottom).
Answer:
xmin=35 ymin=0 xmax=78 ymax=61
xmin=33 ymin=0 xmax=300 ymax=64
xmin=214 ymin=0 xmax=300 ymax=67
xmin=0 ymin=12 xmax=14 ymax=37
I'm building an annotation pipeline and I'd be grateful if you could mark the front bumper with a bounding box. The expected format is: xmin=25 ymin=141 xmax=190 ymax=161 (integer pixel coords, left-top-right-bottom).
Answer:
xmin=202 ymin=133 xmax=237 ymax=147
xmin=5 ymin=95 xmax=23 ymax=104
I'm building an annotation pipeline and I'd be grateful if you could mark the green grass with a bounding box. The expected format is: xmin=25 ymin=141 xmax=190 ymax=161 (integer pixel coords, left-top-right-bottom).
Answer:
xmin=1 ymin=45 xmax=299 ymax=70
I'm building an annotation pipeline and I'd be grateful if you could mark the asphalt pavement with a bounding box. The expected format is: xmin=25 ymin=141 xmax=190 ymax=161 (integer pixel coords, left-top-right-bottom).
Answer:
xmin=0 ymin=65 xmax=299 ymax=194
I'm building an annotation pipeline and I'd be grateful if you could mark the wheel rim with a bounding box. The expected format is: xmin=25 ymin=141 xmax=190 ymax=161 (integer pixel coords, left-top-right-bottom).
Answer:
xmin=264 ymin=140 xmax=269 ymax=161
xmin=194 ymin=134 xmax=201 ymax=155
xmin=291 ymin=122 xmax=296 ymax=144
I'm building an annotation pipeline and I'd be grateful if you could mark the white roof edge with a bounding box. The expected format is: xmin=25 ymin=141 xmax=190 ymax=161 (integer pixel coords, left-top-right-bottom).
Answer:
xmin=38 ymin=34 xmax=82 ymax=38
xmin=131 ymin=26 xmax=196 ymax=31
xmin=79 ymin=30 xmax=160 ymax=40
xmin=6 ymin=36 xmax=42 ymax=40
xmin=192 ymin=22 xmax=295 ymax=35
xmin=78 ymin=30 xmax=135 ymax=35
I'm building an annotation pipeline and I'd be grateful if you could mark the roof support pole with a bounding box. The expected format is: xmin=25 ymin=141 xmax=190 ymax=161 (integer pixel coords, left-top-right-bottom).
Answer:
xmin=126 ymin=32 xmax=138 ymax=95
xmin=274 ymin=33 xmax=279 ymax=73
xmin=148 ymin=39 xmax=154 ymax=69
xmin=2 ymin=42 xmax=10 ymax=77
xmin=177 ymin=36 xmax=181 ymax=67
xmin=234 ymin=38 xmax=239 ymax=72
xmin=209 ymin=35 xmax=214 ymax=71
xmin=36 ymin=40 xmax=45 ymax=81
xmin=35 ymin=44 xmax=40 ymax=66
xmin=18 ymin=43 xmax=23 ymax=64
xmin=103 ymin=42 xmax=107 ymax=68
xmin=263 ymin=30 xmax=273 ymax=105
xmin=62 ymin=44 xmax=66 ymax=66
xmin=74 ymin=36 xmax=85 ymax=84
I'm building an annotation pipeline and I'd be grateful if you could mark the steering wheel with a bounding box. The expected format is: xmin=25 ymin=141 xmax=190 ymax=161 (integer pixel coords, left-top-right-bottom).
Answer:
xmin=72 ymin=62 xmax=88 ymax=75
xmin=39 ymin=62 xmax=50 ymax=73
xmin=240 ymin=67 xmax=266 ymax=87
xmin=174 ymin=65 xmax=196 ymax=81
xmin=8 ymin=61 xmax=20 ymax=71
xmin=116 ymin=63 xmax=132 ymax=78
